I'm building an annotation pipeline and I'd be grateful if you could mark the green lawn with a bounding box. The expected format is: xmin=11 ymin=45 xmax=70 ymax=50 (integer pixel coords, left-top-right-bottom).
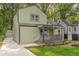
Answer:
xmin=29 ymin=45 xmax=79 ymax=56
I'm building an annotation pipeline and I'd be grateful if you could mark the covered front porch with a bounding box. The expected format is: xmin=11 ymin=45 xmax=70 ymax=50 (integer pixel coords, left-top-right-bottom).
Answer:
xmin=38 ymin=25 xmax=64 ymax=45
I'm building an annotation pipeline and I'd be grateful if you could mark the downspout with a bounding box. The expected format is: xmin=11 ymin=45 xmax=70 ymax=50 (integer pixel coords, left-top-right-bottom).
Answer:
xmin=16 ymin=4 xmax=20 ymax=44
xmin=18 ymin=5 xmax=20 ymax=44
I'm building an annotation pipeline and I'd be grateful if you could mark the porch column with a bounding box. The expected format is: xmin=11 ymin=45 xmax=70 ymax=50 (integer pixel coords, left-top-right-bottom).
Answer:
xmin=52 ymin=25 xmax=54 ymax=40
xmin=68 ymin=26 xmax=72 ymax=40
xmin=61 ymin=27 xmax=64 ymax=41
xmin=42 ymin=26 xmax=45 ymax=42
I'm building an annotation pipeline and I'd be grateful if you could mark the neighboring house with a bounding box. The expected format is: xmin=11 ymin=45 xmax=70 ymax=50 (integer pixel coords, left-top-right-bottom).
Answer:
xmin=72 ymin=21 xmax=79 ymax=40
xmin=13 ymin=6 xmax=64 ymax=44
xmin=58 ymin=20 xmax=79 ymax=40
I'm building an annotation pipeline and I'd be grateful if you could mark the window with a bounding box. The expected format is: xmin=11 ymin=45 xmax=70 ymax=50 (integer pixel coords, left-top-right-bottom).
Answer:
xmin=74 ymin=27 xmax=76 ymax=31
xmin=31 ymin=15 xmax=34 ymax=21
xmin=69 ymin=27 xmax=71 ymax=31
xmin=36 ymin=15 xmax=39 ymax=21
xmin=58 ymin=30 xmax=60 ymax=33
xmin=44 ymin=27 xmax=47 ymax=31
xmin=31 ymin=14 xmax=39 ymax=21
xmin=58 ymin=20 xmax=60 ymax=23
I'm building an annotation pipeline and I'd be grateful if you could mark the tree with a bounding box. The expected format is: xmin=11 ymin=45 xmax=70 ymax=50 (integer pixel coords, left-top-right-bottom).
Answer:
xmin=53 ymin=3 xmax=79 ymax=23
xmin=0 ymin=3 xmax=16 ymax=35
xmin=0 ymin=3 xmax=78 ymax=35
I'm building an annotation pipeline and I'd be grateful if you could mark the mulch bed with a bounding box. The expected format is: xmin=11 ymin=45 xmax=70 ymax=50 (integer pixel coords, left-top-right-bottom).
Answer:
xmin=71 ymin=44 xmax=79 ymax=47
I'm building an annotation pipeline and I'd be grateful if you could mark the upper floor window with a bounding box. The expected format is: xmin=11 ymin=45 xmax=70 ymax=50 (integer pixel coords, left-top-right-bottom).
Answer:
xmin=31 ymin=14 xmax=39 ymax=21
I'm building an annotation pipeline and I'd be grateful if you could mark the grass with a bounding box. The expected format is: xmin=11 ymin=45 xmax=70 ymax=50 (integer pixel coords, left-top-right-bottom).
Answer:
xmin=28 ymin=41 xmax=79 ymax=56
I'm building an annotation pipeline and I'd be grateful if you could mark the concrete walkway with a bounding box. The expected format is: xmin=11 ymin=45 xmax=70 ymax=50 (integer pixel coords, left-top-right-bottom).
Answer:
xmin=0 ymin=37 xmax=35 ymax=56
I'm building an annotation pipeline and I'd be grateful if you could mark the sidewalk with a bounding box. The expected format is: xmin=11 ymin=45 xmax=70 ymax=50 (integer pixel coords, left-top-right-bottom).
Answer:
xmin=0 ymin=37 xmax=35 ymax=56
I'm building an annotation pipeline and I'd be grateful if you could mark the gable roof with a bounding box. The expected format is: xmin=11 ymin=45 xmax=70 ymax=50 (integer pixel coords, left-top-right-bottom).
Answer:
xmin=72 ymin=21 xmax=79 ymax=26
xmin=18 ymin=6 xmax=47 ymax=17
xmin=47 ymin=19 xmax=64 ymax=27
xmin=60 ymin=20 xmax=79 ymax=26
xmin=61 ymin=20 xmax=70 ymax=25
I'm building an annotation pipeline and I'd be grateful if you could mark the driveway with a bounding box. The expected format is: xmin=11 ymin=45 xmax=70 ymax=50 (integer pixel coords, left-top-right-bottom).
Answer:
xmin=0 ymin=37 xmax=35 ymax=56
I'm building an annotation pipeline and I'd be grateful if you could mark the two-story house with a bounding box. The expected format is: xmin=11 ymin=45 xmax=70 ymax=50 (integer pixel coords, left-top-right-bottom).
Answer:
xmin=13 ymin=6 xmax=64 ymax=44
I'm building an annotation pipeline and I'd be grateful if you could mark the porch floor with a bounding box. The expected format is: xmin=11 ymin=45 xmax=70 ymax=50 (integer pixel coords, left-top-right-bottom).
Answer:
xmin=20 ymin=40 xmax=64 ymax=48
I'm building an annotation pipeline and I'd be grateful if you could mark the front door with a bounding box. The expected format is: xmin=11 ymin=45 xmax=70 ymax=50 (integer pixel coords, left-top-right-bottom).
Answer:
xmin=48 ymin=28 xmax=53 ymax=40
